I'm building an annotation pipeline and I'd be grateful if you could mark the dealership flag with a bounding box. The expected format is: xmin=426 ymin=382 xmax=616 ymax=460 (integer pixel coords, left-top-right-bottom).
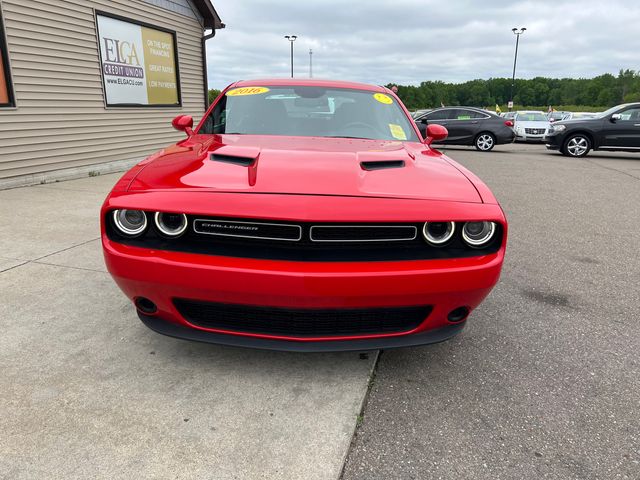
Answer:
xmin=496 ymin=104 xmax=502 ymax=114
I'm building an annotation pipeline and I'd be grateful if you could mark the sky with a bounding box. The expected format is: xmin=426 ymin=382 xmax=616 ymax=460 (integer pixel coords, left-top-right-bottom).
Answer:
xmin=205 ymin=0 xmax=640 ymax=89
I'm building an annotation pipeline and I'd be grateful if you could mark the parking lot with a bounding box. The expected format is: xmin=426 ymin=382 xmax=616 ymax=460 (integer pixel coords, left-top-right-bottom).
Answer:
xmin=343 ymin=144 xmax=640 ymax=479
xmin=1 ymin=143 xmax=639 ymax=479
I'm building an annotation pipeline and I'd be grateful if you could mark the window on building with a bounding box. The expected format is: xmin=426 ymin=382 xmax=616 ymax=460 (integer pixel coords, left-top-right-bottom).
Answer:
xmin=0 ymin=8 xmax=15 ymax=107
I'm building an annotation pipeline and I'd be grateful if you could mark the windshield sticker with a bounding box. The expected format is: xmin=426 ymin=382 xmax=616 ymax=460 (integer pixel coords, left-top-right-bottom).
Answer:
xmin=389 ymin=124 xmax=407 ymax=140
xmin=373 ymin=93 xmax=393 ymax=105
xmin=226 ymin=87 xmax=270 ymax=96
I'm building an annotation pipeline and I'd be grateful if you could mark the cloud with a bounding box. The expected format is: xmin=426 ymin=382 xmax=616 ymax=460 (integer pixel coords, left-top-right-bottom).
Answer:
xmin=205 ymin=0 xmax=640 ymax=89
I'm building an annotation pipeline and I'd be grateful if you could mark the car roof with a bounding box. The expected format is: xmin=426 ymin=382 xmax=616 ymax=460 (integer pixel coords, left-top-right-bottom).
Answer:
xmin=231 ymin=78 xmax=388 ymax=93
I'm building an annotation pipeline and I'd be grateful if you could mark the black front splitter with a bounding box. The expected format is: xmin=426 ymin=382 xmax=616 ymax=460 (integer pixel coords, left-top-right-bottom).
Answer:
xmin=138 ymin=312 xmax=466 ymax=353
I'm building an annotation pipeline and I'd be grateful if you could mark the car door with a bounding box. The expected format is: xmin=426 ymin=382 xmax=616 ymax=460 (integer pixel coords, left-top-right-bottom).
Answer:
xmin=600 ymin=106 xmax=640 ymax=148
xmin=446 ymin=109 xmax=486 ymax=143
xmin=416 ymin=108 xmax=454 ymax=141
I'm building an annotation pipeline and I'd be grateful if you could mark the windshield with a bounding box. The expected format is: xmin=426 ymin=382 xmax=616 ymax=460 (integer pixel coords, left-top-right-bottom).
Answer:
xmin=595 ymin=104 xmax=630 ymax=119
xmin=516 ymin=112 xmax=548 ymax=122
xmin=199 ymin=86 xmax=420 ymax=142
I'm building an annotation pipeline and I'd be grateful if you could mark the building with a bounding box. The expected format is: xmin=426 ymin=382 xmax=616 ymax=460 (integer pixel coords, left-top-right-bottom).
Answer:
xmin=0 ymin=0 xmax=223 ymax=188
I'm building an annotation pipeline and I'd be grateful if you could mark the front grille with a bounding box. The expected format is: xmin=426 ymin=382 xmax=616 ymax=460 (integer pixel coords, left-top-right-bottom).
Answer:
xmin=310 ymin=225 xmax=416 ymax=242
xmin=525 ymin=128 xmax=546 ymax=135
xmin=174 ymin=299 xmax=432 ymax=337
xmin=106 ymin=215 xmax=504 ymax=262
xmin=194 ymin=219 xmax=302 ymax=241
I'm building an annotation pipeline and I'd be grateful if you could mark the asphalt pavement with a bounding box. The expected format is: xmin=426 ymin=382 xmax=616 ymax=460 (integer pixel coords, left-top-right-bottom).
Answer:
xmin=342 ymin=143 xmax=640 ymax=479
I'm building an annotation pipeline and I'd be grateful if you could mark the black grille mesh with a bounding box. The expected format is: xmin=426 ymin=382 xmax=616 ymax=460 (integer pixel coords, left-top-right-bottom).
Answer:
xmin=310 ymin=225 xmax=416 ymax=242
xmin=174 ymin=299 xmax=432 ymax=337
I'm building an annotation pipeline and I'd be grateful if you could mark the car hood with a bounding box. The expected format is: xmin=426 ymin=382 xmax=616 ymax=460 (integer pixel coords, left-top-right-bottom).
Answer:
xmin=554 ymin=118 xmax=601 ymax=127
xmin=128 ymin=134 xmax=482 ymax=203
xmin=515 ymin=121 xmax=550 ymax=128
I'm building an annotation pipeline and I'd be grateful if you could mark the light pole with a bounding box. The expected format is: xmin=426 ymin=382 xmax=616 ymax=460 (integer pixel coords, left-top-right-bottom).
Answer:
xmin=309 ymin=49 xmax=313 ymax=78
xmin=284 ymin=35 xmax=297 ymax=78
xmin=509 ymin=27 xmax=526 ymax=111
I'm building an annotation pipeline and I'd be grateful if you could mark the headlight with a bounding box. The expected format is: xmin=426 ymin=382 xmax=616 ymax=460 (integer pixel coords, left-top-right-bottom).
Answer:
xmin=462 ymin=221 xmax=496 ymax=247
xmin=113 ymin=209 xmax=147 ymax=236
xmin=155 ymin=212 xmax=188 ymax=237
xmin=552 ymin=124 xmax=566 ymax=132
xmin=422 ymin=222 xmax=455 ymax=245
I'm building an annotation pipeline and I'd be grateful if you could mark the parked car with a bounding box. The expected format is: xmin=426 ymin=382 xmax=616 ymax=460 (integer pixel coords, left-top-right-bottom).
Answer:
xmin=561 ymin=112 xmax=599 ymax=121
xmin=512 ymin=111 xmax=551 ymax=142
xmin=411 ymin=108 xmax=431 ymax=119
xmin=413 ymin=106 xmax=515 ymax=151
xmin=101 ymin=79 xmax=507 ymax=351
xmin=547 ymin=111 xmax=569 ymax=123
xmin=546 ymin=102 xmax=640 ymax=157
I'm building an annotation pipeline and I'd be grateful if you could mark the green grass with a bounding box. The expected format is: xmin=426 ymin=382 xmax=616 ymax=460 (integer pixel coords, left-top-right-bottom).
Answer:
xmin=496 ymin=105 xmax=606 ymax=113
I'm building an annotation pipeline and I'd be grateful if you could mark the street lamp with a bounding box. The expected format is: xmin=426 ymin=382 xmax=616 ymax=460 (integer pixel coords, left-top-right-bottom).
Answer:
xmin=509 ymin=27 xmax=526 ymax=111
xmin=284 ymin=35 xmax=297 ymax=78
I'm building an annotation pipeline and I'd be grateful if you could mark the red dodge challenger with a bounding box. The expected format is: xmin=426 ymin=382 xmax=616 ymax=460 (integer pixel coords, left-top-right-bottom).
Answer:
xmin=102 ymin=79 xmax=507 ymax=351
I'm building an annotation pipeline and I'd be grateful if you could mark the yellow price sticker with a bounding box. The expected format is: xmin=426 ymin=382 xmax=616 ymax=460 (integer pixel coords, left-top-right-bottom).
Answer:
xmin=389 ymin=124 xmax=407 ymax=140
xmin=373 ymin=93 xmax=393 ymax=105
xmin=226 ymin=87 xmax=270 ymax=96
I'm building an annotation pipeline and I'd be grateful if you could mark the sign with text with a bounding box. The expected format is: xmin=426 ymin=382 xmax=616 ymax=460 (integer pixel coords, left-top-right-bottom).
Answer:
xmin=96 ymin=14 xmax=180 ymax=107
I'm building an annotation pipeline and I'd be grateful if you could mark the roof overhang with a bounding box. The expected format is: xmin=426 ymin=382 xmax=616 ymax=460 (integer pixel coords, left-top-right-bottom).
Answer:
xmin=192 ymin=0 xmax=225 ymax=30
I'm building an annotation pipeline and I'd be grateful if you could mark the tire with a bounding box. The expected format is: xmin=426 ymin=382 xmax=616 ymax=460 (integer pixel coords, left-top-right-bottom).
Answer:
xmin=562 ymin=134 xmax=591 ymax=157
xmin=474 ymin=132 xmax=496 ymax=151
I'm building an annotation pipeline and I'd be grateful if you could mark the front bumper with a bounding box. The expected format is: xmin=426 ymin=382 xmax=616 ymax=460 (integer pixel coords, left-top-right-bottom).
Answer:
xmin=104 ymin=239 xmax=504 ymax=350
xmin=515 ymin=132 xmax=548 ymax=142
xmin=545 ymin=133 xmax=563 ymax=150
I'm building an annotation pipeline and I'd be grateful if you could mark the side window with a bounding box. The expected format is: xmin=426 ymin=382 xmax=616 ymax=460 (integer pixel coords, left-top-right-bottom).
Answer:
xmin=619 ymin=107 xmax=640 ymax=121
xmin=452 ymin=109 xmax=485 ymax=120
xmin=0 ymin=7 xmax=15 ymax=108
xmin=425 ymin=109 xmax=452 ymax=121
xmin=200 ymin=95 xmax=227 ymax=134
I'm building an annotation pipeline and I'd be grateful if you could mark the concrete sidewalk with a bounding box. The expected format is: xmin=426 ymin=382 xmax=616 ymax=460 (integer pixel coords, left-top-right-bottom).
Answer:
xmin=0 ymin=174 xmax=375 ymax=480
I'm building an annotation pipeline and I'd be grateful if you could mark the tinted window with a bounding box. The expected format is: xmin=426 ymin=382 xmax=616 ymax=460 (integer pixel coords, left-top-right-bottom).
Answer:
xmin=452 ymin=109 xmax=486 ymax=120
xmin=425 ymin=109 xmax=452 ymax=121
xmin=200 ymin=86 xmax=419 ymax=142
xmin=618 ymin=107 xmax=640 ymax=121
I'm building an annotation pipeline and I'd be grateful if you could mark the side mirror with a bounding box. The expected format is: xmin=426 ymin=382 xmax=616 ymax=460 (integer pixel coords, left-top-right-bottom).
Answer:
xmin=172 ymin=115 xmax=194 ymax=137
xmin=610 ymin=113 xmax=622 ymax=122
xmin=424 ymin=124 xmax=448 ymax=145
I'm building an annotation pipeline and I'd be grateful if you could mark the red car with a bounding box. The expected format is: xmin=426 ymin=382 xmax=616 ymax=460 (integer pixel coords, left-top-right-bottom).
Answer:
xmin=102 ymin=79 xmax=507 ymax=351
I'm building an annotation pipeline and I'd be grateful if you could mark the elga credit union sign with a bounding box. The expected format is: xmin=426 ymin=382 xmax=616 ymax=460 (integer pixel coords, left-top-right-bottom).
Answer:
xmin=96 ymin=14 xmax=180 ymax=107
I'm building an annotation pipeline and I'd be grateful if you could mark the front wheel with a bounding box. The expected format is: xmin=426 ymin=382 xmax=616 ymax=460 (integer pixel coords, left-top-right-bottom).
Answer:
xmin=562 ymin=134 xmax=591 ymax=157
xmin=474 ymin=132 xmax=496 ymax=151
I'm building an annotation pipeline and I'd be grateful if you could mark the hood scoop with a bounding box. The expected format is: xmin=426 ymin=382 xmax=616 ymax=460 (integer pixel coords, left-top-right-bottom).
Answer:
xmin=211 ymin=153 xmax=256 ymax=167
xmin=360 ymin=160 xmax=406 ymax=171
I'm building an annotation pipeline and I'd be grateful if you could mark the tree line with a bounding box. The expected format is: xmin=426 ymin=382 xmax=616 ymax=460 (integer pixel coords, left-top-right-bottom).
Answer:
xmin=207 ymin=69 xmax=640 ymax=110
xmin=388 ymin=70 xmax=640 ymax=110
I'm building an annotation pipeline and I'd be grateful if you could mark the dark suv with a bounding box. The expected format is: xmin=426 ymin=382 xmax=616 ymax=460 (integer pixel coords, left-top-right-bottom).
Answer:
xmin=414 ymin=107 xmax=515 ymax=151
xmin=545 ymin=103 xmax=640 ymax=157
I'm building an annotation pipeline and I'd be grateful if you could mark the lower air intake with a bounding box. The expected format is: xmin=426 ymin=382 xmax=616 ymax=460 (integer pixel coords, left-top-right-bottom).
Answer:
xmin=173 ymin=299 xmax=432 ymax=337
